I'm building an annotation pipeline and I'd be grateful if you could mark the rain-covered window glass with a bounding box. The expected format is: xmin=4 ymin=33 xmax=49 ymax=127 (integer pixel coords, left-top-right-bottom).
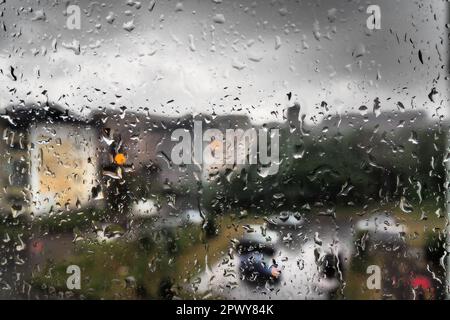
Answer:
xmin=0 ymin=0 xmax=448 ymax=300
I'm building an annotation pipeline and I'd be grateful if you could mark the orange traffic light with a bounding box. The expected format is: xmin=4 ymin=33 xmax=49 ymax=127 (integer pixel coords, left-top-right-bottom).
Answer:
xmin=114 ymin=153 xmax=127 ymax=165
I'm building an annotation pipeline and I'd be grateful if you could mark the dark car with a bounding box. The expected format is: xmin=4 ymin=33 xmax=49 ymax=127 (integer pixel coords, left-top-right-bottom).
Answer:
xmin=237 ymin=226 xmax=281 ymax=284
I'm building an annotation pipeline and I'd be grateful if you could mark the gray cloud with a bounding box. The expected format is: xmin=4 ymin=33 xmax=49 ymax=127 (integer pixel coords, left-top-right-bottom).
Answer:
xmin=0 ymin=0 xmax=447 ymax=123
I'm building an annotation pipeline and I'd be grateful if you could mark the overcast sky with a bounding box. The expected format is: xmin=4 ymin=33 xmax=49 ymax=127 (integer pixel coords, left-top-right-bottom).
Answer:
xmin=0 ymin=0 xmax=448 ymax=124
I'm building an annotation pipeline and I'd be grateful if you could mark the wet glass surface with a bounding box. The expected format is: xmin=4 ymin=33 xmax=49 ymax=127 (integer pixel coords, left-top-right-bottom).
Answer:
xmin=0 ymin=0 xmax=448 ymax=300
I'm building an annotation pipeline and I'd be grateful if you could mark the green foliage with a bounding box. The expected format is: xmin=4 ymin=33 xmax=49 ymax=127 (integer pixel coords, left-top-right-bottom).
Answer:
xmin=203 ymin=124 xmax=447 ymax=212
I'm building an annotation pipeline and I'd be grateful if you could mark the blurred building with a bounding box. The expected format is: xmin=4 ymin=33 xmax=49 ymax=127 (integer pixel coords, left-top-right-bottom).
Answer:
xmin=0 ymin=103 xmax=102 ymax=217
xmin=91 ymin=109 xmax=196 ymax=193
xmin=201 ymin=114 xmax=253 ymax=181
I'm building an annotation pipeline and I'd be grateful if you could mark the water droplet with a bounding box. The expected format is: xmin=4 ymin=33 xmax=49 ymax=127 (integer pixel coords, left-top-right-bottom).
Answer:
xmin=212 ymin=13 xmax=225 ymax=24
xmin=123 ymin=20 xmax=135 ymax=32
